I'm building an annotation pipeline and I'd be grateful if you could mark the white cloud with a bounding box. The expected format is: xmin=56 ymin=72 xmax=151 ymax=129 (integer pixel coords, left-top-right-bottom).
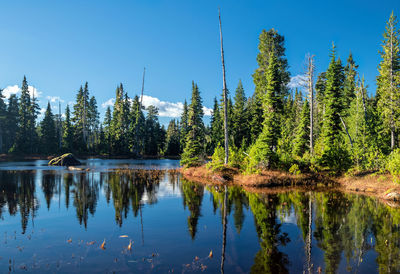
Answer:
xmin=2 ymin=85 xmax=42 ymax=99
xmin=101 ymin=95 xmax=212 ymax=118
xmin=288 ymin=75 xmax=307 ymax=89
xmin=101 ymin=98 xmax=115 ymax=109
xmin=142 ymin=95 xmax=183 ymax=117
xmin=46 ymin=96 xmax=65 ymax=103
xmin=28 ymin=86 xmax=41 ymax=98
xmin=3 ymin=85 xmax=19 ymax=98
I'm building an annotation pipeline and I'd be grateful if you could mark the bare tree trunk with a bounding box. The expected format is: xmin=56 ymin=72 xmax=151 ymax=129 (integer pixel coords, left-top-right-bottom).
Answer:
xmin=219 ymin=8 xmax=229 ymax=165
xmin=307 ymin=55 xmax=315 ymax=155
xmin=59 ymin=101 xmax=62 ymax=150
xmin=134 ymin=67 xmax=146 ymax=156
xmin=140 ymin=67 xmax=146 ymax=110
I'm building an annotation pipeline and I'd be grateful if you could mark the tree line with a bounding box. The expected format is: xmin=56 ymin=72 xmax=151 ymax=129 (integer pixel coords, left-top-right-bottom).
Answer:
xmin=1 ymin=12 xmax=399 ymax=175
xmin=0 ymin=79 xmax=173 ymax=157
xmin=181 ymin=12 xmax=400 ymax=176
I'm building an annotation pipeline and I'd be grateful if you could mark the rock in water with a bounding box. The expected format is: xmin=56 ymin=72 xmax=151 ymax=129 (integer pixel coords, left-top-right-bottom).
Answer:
xmin=48 ymin=153 xmax=82 ymax=166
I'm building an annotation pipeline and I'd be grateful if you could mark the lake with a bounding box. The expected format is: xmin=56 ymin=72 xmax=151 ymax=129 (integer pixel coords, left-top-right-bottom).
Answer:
xmin=0 ymin=159 xmax=399 ymax=273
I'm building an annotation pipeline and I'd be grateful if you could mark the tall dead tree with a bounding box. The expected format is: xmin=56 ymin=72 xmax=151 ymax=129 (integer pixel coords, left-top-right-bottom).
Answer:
xmin=59 ymin=100 xmax=62 ymax=149
xmin=140 ymin=67 xmax=146 ymax=110
xmin=306 ymin=55 xmax=315 ymax=155
xmin=219 ymin=8 xmax=229 ymax=165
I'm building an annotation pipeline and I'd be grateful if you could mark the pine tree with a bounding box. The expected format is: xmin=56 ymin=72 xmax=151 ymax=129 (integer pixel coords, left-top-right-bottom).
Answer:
xmin=317 ymin=45 xmax=349 ymax=170
xmin=40 ymin=102 xmax=57 ymax=154
xmin=165 ymin=119 xmax=180 ymax=156
xmin=15 ymin=76 xmax=32 ymax=153
xmin=72 ymin=84 xmax=90 ymax=152
xmin=293 ymin=99 xmax=310 ymax=157
xmin=103 ymin=106 xmax=112 ymax=154
xmin=144 ymin=105 xmax=161 ymax=156
xmin=180 ymin=100 xmax=189 ymax=153
xmin=343 ymin=53 xmax=358 ymax=113
xmin=29 ymin=87 xmax=40 ymax=153
xmin=110 ymin=84 xmax=129 ymax=154
xmin=181 ymin=82 xmax=205 ymax=167
xmin=0 ymin=88 xmax=7 ymax=152
xmin=376 ymin=11 xmax=400 ymax=151
xmin=88 ymin=96 xmax=100 ymax=151
xmin=210 ymin=97 xmax=223 ymax=151
xmin=130 ymin=95 xmax=145 ymax=155
xmin=251 ymin=29 xmax=290 ymax=143
xmin=231 ymin=80 xmax=248 ymax=148
xmin=248 ymin=51 xmax=282 ymax=169
xmin=347 ymin=78 xmax=369 ymax=167
xmin=62 ymin=105 xmax=74 ymax=152
xmin=315 ymin=72 xmax=327 ymax=140
xmin=5 ymin=95 xmax=18 ymax=152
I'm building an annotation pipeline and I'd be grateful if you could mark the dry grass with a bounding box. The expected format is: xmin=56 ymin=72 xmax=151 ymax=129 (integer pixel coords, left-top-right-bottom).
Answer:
xmin=180 ymin=165 xmax=400 ymax=205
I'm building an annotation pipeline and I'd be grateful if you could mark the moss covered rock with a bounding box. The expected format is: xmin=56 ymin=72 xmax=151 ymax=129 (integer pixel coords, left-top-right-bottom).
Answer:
xmin=48 ymin=153 xmax=81 ymax=166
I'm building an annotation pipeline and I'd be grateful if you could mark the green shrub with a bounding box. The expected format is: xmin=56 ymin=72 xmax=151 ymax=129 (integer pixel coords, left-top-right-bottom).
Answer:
xmin=228 ymin=145 xmax=246 ymax=170
xmin=289 ymin=164 xmax=301 ymax=175
xmin=387 ymin=149 xmax=400 ymax=183
xmin=206 ymin=144 xmax=225 ymax=171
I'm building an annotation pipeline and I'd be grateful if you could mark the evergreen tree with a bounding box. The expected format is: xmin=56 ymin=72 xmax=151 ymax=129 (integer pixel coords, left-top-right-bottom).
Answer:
xmin=130 ymin=95 xmax=145 ymax=156
xmin=72 ymin=84 xmax=90 ymax=152
xmin=248 ymin=51 xmax=282 ymax=169
xmin=210 ymin=97 xmax=223 ymax=151
xmin=180 ymin=100 xmax=189 ymax=153
xmin=103 ymin=106 xmax=112 ymax=154
xmin=88 ymin=96 xmax=100 ymax=151
xmin=165 ymin=119 xmax=180 ymax=156
xmin=15 ymin=76 xmax=32 ymax=153
xmin=293 ymin=99 xmax=310 ymax=157
xmin=376 ymin=12 xmax=400 ymax=151
xmin=29 ymin=87 xmax=40 ymax=153
xmin=62 ymin=105 xmax=74 ymax=152
xmin=231 ymin=80 xmax=248 ymax=148
xmin=40 ymin=102 xmax=57 ymax=154
xmin=144 ymin=105 xmax=161 ymax=156
xmin=343 ymin=53 xmax=358 ymax=113
xmin=181 ymin=82 xmax=205 ymax=167
xmin=5 ymin=95 xmax=18 ymax=152
xmin=317 ymin=45 xmax=349 ymax=170
xmin=315 ymin=72 xmax=327 ymax=139
xmin=110 ymin=84 xmax=129 ymax=154
xmin=251 ymin=29 xmax=290 ymax=143
xmin=0 ymin=88 xmax=7 ymax=152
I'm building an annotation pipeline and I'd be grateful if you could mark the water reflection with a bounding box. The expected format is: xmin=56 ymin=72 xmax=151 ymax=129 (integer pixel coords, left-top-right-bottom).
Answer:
xmin=0 ymin=166 xmax=400 ymax=272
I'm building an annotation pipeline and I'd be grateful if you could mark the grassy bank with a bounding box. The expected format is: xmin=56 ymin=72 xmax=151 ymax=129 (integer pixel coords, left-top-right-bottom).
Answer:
xmin=180 ymin=165 xmax=400 ymax=204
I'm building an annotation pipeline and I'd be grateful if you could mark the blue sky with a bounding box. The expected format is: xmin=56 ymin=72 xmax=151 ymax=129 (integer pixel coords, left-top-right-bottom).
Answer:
xmin=0 ymin=0 xmax=398 ymax=124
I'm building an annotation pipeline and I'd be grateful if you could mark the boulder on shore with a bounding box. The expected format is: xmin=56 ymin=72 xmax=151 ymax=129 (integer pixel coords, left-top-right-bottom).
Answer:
xmin=48 ymin=153 xmax=82 ymax=166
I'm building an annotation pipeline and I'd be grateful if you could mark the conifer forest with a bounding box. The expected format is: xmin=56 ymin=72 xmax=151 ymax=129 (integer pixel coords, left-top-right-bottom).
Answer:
xmin=0 ymin=12 xmax=399 ymax=178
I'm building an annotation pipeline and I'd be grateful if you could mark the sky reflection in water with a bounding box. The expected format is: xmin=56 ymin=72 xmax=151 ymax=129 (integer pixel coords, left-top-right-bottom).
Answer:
xmin=0 ymin=159 xmax=399 ymax=273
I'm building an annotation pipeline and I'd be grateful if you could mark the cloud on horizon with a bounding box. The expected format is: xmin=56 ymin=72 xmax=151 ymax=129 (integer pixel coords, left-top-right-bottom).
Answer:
xmin=102 ymin=95 xmax=212 ymax=118
xmin=3 ymin=85 xmax=42 ymax=99
xmin=288 ymin=74 xmax=307 ymax=89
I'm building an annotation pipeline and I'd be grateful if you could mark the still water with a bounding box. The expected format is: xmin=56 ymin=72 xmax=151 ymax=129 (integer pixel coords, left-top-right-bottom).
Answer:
xmin=0 ymin=159 xmax=399 ymax=273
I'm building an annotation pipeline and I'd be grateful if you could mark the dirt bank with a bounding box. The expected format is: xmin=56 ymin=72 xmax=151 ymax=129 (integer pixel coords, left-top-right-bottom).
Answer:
xmin=180 ymin=165 xmax=400 ymax=204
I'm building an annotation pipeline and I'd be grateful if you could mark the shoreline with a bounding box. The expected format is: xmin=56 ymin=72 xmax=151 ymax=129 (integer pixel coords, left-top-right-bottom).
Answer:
xmin=180 ymin=165 xmax=400 ymax=205
xmin=0 ymin=154 xmax=180 ymax=162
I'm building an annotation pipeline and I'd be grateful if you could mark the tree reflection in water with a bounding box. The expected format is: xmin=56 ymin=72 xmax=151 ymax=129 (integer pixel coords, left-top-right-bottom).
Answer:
xmin=0 ymin=171 xmax=38 ymax=234
xmin=0 ymin=169 xmax=400 ymax=272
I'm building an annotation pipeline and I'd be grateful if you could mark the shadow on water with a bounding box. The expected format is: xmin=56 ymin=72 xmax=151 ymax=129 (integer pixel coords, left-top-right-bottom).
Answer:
xmin=0 ymin=161 xmax=399 ymax=272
